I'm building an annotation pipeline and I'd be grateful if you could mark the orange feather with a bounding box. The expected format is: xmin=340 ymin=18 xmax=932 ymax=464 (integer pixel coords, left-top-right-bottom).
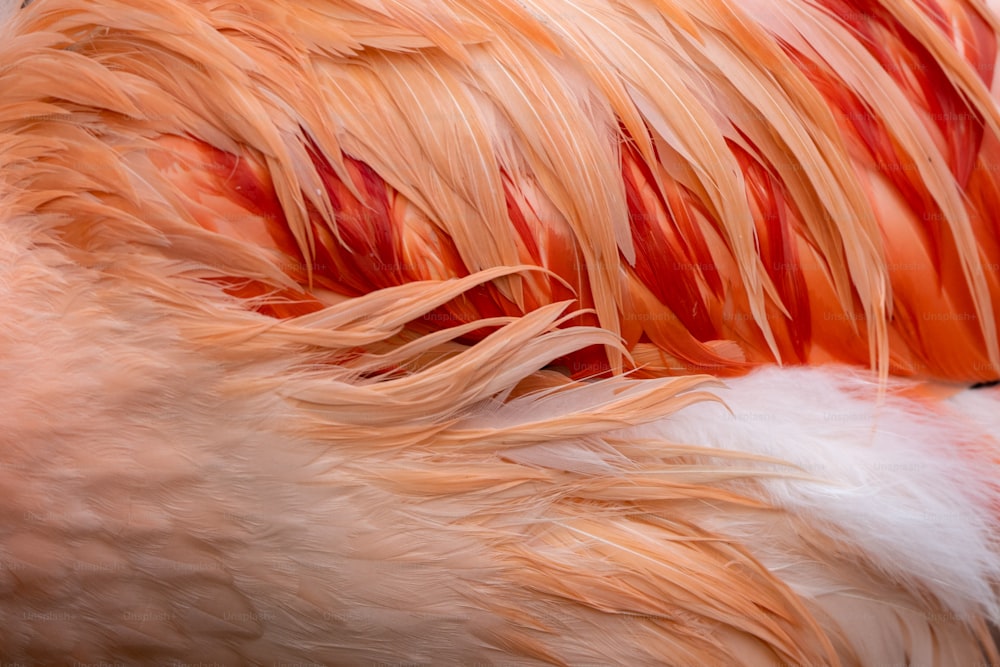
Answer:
xmin=1 ymin=0 xmax=1000 ymax=664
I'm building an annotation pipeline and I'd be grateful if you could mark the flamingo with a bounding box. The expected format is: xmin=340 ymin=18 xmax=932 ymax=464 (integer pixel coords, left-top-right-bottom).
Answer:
xmin=1 ymin=0 xmax=1000 ymax=664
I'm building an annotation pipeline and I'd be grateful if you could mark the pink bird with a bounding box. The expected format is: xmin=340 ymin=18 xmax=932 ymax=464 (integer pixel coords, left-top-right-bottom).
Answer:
xmin=1 ymin=0 xmax=1000 ymax=664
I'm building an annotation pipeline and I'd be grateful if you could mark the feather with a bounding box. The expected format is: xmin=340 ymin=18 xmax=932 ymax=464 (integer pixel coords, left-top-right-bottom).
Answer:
xmin=2 ymin=0 xmax=1000 ymax=664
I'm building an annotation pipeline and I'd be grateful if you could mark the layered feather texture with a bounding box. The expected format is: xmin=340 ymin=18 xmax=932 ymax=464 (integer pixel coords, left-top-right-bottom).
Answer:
xmin=1 ymin=213 xmax=999 ymax=664
xmin=6 ymin=0 xmax=995 ymax=379
xmin=2 ymin=0 xmax=1000 ymax=664
xmin=1 ymin=211 xmax=999 ymax=664
xmin=5 ymin=0 xmax=1000 ymax=379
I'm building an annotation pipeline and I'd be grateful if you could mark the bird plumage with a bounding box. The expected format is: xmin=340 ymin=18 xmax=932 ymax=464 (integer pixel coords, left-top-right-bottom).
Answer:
xmin=1 ymin=0 xmax=1000 ymax=664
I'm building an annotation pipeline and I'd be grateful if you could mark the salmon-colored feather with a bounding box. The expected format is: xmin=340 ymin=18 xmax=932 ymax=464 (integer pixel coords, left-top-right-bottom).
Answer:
xmin=2 ymin=0 xmax=1000 ymax=664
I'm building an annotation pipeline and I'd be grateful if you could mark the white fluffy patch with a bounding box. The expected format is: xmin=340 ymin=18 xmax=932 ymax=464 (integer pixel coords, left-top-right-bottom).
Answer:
xmin=634 ymin=366 xmax=1000 ymax=620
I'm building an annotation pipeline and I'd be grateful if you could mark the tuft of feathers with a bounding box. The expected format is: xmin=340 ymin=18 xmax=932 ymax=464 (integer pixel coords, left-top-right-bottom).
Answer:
xmin=4 ymin=0 xmax=1000 ymax=380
